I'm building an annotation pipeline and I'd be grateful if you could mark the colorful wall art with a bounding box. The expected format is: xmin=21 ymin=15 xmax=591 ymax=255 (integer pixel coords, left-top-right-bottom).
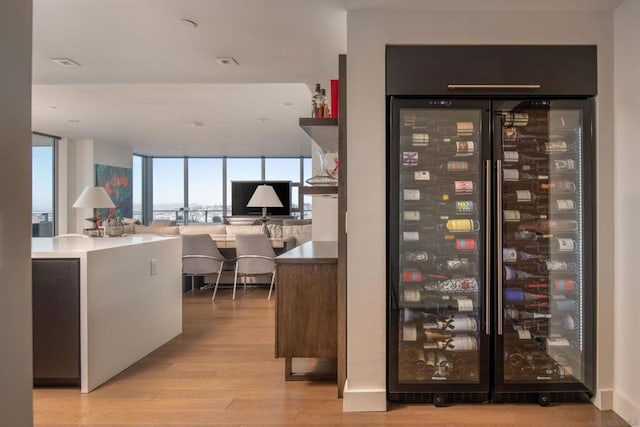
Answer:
xmin=95 ymin=164 xmax=133 ymax=220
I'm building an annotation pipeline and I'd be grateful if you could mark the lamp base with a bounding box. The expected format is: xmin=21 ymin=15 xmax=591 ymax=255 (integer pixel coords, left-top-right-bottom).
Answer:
xmin=257 ymin=216 xmax=271 ymax=237
xmin=83 ymin=217 xmax=102 ymax=237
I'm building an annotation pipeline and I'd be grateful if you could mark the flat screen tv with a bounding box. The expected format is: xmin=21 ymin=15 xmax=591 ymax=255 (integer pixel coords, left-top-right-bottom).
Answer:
xmin=231 ymin=181 xmax=291 ymax=216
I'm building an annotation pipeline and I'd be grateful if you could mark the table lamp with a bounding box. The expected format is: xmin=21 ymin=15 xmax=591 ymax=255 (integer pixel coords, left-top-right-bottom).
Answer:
xmin=247 ymin=184 xmax=283 ymax=236
xmin=72 ymin=186 xmax=115 ymax=235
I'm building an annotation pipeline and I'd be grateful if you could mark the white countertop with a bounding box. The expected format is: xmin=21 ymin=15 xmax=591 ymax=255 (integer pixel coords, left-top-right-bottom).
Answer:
xmin=32 ymin=235 xmax=179 ymax=258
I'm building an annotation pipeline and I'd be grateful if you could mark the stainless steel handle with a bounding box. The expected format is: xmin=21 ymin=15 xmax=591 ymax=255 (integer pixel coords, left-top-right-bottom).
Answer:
xmin=497 ymin=159 xmax=503 ymax=336
xmin=485 ymin=160 xmax=491 ymax=335
xmin=448 ymin=84 xmax=541 ymax=90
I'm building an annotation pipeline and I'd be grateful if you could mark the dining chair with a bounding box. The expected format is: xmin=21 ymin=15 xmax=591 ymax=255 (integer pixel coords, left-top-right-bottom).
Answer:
xmin=181 ymin=234 xmax=227 ymax=301
xmin=233 ymin=233 xmax=277 ymax=301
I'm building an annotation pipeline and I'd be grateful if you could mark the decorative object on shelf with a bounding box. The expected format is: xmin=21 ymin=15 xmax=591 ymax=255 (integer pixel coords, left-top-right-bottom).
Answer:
xmin=330 ymin=79 xmax=339 ymax=118
xmin=306 ymin=147 xmax=338 ymax=186
xmin=72 ymin=186 xmax=116 ymax=236
xmin=103 ymin=218 xmax=125 ymax=237
xmin=247 ymin=185 xmax=283 ymax=237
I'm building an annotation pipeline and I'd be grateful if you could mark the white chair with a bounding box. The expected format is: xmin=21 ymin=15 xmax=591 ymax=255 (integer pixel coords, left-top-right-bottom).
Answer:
xmin=233 ymin=233 xmax=277 ymax=300
xmin=181 ymin=234 xmax=227 ymax=301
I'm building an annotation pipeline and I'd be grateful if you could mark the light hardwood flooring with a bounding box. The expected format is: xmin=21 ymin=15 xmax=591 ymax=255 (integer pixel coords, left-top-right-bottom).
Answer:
xmin=34 ymin=287 xmax=629 ymax=426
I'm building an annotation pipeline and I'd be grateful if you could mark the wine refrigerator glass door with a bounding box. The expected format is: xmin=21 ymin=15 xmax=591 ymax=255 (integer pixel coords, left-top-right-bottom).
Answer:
xmin=494 ymin=99 xmax=595 ymax=394
xmin=388 ymin=98 xmax=490 ymax=395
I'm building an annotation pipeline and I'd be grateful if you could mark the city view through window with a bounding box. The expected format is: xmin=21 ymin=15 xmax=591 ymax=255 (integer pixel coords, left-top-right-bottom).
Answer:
xmin=138 ymin=156 xmax=312 ymax=224
xmin=31 ymin=149 xmax=312 ymax=232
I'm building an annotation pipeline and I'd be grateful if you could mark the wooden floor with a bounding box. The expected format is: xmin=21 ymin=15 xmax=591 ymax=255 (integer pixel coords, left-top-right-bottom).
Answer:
xmin=34 ymin=287 xmax=628 ymax=426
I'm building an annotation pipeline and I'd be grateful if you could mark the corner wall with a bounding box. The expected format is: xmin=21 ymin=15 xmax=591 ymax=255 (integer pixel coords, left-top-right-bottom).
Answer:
xmin=0 ymin=0 xmax=34 ymax=425
xmin=613 ymin=0 xmax=640 ymax=423
xmin=345 ymin=9 xmax=615 ymax=411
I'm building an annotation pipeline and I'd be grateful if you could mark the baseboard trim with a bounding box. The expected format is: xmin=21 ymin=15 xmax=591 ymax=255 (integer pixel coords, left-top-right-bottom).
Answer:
xmin=613 ymin=390 xmax=640 ymax=425
xmin=593 ymin=388 xmax=614 ymax=410
xmin=342 ymin=379 xmax=387 ymax=412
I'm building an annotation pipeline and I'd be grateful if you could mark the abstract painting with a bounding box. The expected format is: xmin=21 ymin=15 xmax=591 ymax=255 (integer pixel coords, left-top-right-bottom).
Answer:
xmin=95 ymin=164 xmax=133 ymax=220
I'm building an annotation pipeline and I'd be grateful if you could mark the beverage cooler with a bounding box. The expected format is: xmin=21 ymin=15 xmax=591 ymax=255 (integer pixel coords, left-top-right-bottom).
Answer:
xmin=386 ymin=45 xmax=596 ymax=406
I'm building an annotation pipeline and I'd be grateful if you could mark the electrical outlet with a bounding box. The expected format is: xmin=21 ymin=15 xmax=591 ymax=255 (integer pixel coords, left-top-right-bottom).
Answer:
xmin=150 ymin=259 xmax=158 ymax=275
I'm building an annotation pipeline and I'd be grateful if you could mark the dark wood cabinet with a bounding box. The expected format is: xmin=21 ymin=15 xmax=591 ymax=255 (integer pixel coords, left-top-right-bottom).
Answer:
xmin=386 ymin=45 xmax=597 ymax=97
xmin=275 ymin=242 xmax=337 ymax=380
xmin=32 ymin=258 xmax=81 ymax=385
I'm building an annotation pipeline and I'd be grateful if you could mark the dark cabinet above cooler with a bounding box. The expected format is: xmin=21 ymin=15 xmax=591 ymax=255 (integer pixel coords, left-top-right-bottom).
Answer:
xmin=386 ymin=45 xmax=597 ymax=97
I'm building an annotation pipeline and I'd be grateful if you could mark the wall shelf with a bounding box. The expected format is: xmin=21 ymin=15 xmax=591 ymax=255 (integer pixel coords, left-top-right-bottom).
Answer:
xmin=300 ymin=185 xmax=338 ymax=196
xmin=299 ymin=118 xmax=338 ymax=152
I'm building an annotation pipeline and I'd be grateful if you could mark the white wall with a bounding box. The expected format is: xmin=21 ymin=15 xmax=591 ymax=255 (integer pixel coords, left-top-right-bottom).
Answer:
xmin=345 ymin=9 xmax=615 ymax=411
xmin=613 ymin=0 xmax=640 ymax=423
xmin=0 ymin=0 xmax=34 ymax=425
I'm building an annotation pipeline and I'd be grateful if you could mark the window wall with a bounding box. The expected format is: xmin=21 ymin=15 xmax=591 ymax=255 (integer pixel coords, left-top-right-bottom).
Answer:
xmin=32 ymin=133 xmax=57 ymax=236
xmin=134 ymin=156 xmax=310 ymax=225
xmin=152 ymin=158 xmax=185 ymax=223
xmin=188 ymin=158 xmax=223 ymax=223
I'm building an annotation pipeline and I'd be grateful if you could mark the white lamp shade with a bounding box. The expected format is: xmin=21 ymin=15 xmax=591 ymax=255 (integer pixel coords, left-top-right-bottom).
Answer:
xmin=247 ymin=185 xmax=283 ymax=208
xmin=72 ymin=186 xmax=116 ymax=209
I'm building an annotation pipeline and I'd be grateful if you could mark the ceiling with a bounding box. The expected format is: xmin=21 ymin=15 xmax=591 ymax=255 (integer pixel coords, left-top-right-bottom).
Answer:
xmin=31 ymin=0 xmax=625 ymax=157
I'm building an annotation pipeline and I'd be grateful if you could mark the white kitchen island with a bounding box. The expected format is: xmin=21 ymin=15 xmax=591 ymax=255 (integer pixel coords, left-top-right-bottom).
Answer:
xmin=32 ymin=235 xmax=182 ymax=393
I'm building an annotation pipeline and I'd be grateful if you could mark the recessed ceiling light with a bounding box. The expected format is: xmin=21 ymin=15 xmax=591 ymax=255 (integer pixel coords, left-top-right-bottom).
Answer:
xmin=257 ymin=117 xmax=269 ymax=123
xmin=180 ymin=18 xmax=198 ymax=29
xmin=51 ymin=58 xmax=81 ymax=67
xmin=191 ymin=121 xmax=204 ymax=127
xmin=215 ymin=57 xmax=239 ymax=66
xmin=69 ymin=119 xmax=81 ymax=124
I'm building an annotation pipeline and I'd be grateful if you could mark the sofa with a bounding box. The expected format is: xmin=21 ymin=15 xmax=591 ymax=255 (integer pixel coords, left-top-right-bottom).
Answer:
xmin=126 ymin=219 xmax=312 ymax=251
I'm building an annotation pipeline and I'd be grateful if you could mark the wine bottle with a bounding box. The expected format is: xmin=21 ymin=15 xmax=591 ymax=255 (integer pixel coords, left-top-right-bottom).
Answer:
xmin=503 ymin=168 xmax=549 ymax=182
xmin=425 ymin=315 xmax=478 ymax=332
xmin=538 ymin=199 xmax=575 ymax=212
xmin=503 ymin=247 xmax=544 ymax=262
xmin=551 ymin=297 xmax=578 ymax=312
xmin=421 ymin=200 xmax=477 ymax=216
xmin=512 ymin=230 xmax=553 ymax=241
xmin=502 ymin=112 xmax=532 ymax=127
xmin=536 ymin=141 xmax=574 ymax=154
xmin=544 ymin=179 xmax=577 ymax=193
xmin=517 ymin=218 xmax=578 ymax=232
xmin=320 ymin=88 xmax=328 ymax=118
xmin=504 ymin=266 xmax=545 ymax=281
xmin=423 ymin=329 xmax=454 ymax=342
xmin=438 ymin=180 xmax=475 ymax=195
xmin=423 ymin=277 xmax=479 ymax=293
xmin=424 ymin=140 xmax=476 ymax=157
xmin=550 ymin=237 xmax=576 ymax=252
xmin=401 ymin=291 xmax=475 ymax=313
xmin=402 ymin=190 xmax=451 ymax=202
xmin=503 ymin=151 xmax=545 ymax=163
xmin=503 ymin=190 xmax=544 ymax=203
xmin=439 ymin=160 xmax=475 ymax=172
xmin=516 ymin=220 xmax=551 ymax=233
xmin=405 ymin=238 xmax=477 ymax=255
xmin=503 ymin=210 xmax=548 ymax=222
xmin=505 ymin=288 xmax=548 ymax=303
xmin=311 ymin=83 xmax=322 ymax=117
xmin=552 ymin=279 xmax=576 ymax=291
xmin=423 ymin=336 xmax=478 ymax=352
xmin=437 ymin=219 xmax=480 ymax=233
xmin=539 ymin=260 xmax=577 ymax=273
xmin=502 ymin=127 xmax=545 ymax=142
xmin=551 ymin=313 xmax=578 ymax=330
xmin=505 ymin=307 xmax=552 ymax=320
xmin=516 ymin=160 xmax=576 ymax=175
xmin=403 ymin=260 xmax=477 ymax=279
